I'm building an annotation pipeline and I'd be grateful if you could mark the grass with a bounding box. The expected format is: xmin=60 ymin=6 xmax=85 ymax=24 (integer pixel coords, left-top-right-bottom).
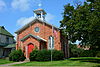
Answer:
xmin=13 ymin=57 xmax=100 ymax=67
xmin=0 ymin=59 xmax=13 ymax=65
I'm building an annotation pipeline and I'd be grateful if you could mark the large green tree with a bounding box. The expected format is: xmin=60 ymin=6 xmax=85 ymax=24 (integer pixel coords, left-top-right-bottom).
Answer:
xmin=60 ymin=0 xmax=100 ymax=50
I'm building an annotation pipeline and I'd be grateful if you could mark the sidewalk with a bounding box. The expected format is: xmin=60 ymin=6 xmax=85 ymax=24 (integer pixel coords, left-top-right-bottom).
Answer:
xmin=0 ymin=61 xmax=28 ymax=67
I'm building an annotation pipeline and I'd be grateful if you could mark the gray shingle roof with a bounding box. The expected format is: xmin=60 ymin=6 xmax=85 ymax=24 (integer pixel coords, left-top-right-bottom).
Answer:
xmin=0 ymin=26 xmax=13 ymax=37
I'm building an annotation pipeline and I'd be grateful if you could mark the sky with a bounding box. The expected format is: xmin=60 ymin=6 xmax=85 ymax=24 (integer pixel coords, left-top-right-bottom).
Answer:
xmin=0 ymin=0 xmax=85 ymax=43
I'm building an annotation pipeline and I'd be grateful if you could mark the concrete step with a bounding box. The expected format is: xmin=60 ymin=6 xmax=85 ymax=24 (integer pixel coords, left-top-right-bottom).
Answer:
xmin=24 ymin=58 xmax=30 ymax=62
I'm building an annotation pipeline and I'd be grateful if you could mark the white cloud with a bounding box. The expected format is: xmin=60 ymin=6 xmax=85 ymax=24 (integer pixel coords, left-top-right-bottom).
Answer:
xmin=11 ymin=0 xmax=30 ymax=11
xmin=0 ymin=0 xmax=6 ymax=11
xmin=11 ymin=0 xmax=42 ymax=11
xmin=30 ymin=0 xmax=41 ymax=7
xmin=17 ymin=13 xmax=55 ymax=27
xmin=17 ymin=16 xmax=34 ymax=26
xmin=13 ymin=33 xmax=17 ymax=40
xmin=45 ymin=13 xmax=55 ymax=22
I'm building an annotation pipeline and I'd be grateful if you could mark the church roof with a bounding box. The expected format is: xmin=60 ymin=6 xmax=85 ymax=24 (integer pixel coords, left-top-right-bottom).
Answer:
xmin=15 ymin=18 xmax=59 ymax=34
xmin=0 ymin=26 xmax=14 ymax=37
xmin=20 ymin=34 xmax=47 ymax=42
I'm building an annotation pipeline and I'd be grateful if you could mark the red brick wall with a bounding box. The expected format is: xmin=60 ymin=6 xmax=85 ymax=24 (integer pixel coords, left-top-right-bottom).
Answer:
xmin=16 ymin=21 xmax=61 ymax=51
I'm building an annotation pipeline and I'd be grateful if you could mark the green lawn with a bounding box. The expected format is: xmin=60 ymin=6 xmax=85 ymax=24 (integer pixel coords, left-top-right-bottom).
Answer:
xmin=0 ymin=59 xmax=13 ymax=65
xmin=13 ymin=57 xmax=100 ymax=67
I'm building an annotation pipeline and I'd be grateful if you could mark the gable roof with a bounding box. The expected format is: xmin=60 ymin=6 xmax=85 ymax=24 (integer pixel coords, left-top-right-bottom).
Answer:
xmin=15 ymin=18 xmax=59 ymax=34
xmin=0 ymin=26 xmax=14 ymax=37
xmin=20 ymin=34 xmax=47 ymax=42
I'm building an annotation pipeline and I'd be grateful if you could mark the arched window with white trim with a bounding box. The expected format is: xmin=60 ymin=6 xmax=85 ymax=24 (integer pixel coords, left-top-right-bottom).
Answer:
xmin=48 ymin=36 xmax=54 ymax=49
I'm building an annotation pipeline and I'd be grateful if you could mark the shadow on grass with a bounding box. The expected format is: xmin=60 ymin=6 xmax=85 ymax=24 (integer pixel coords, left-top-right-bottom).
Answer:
xmin=69 ymin=57 xmax=100 ymax=63
xmin=93 ymin=65 xmax=100 ymax=67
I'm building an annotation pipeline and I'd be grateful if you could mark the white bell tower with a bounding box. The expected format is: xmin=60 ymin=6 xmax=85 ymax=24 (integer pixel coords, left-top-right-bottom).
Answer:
xmin=33 ymin=8 xmax=47 ymax=21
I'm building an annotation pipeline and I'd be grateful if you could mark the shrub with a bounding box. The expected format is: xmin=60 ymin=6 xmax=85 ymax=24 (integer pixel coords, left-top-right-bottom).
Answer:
xmin=52 ymin=50 xmax=64 ymax=60
xmin=70 ymin=44 xmax=84 ymax=57
xmin=35 ymin=49 xmax=51 ymax=61
xmin=96 ymin=51 xmax=100 ymax=57
xmin=30 ymin=49 xmax=64 ymax=61
xmin=9 ymin=49 xmax=26 ymax=62
xmin=80 ymin=50 xmax=97 ymax=57
xmin=30 ymin=50 xmax=39 ymax=61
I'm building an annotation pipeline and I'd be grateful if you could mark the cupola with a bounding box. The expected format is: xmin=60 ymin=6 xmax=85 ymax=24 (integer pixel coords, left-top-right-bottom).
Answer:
xmin=33 ymin=8 xmax=47 ymax=21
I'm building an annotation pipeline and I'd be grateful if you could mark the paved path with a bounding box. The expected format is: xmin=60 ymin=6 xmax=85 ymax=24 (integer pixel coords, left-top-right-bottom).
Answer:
xmin=0 ymin=62 xmax=24 ymax=67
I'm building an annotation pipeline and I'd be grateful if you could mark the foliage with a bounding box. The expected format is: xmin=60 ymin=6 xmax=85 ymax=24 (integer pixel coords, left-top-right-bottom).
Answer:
xmin=30 ymin=49 xmax=64 ymax=61
xmin=52 ymin=50 xmax=64 ymax=60
xmin=69 ymin=44 xmax=84 ymax=57
xmin=60 ymin=0 xmax=100 ymax=50
xmin=30 ymin=50 xmax=39 ymax=61
xmin=69 ymin=44 xmax=98 ymax=57
xmin=9 ymin=49 xmax=26 ymax=62
xmin=80 ymin=50 xmax=97 ymax=57
xmin=35 ymin=49 xmax=51 ymax=61
xmin=96 ymin=51 xmax=100 ymax=57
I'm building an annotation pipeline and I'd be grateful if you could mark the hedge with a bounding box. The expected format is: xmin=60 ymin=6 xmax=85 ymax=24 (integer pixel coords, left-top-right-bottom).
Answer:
xmin=80 ymin=50 xmax=98 ymax=57
xmin=30 ymin=49 xmax=64 ymax=61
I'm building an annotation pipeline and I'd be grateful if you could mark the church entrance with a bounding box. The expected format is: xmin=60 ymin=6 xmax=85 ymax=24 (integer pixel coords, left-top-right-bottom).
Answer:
xmin=27 ymin=43 xmax=34 ymax=58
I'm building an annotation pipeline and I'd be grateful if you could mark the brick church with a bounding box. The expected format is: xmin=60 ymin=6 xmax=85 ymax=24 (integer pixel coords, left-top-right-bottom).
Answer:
xmin=15 ymin=9 xmax=69 ymax=59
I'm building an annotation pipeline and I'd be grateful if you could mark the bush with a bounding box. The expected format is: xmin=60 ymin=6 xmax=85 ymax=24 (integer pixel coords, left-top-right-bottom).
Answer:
xmin=70 ymin=44 xmax=84 ymax=57
xmin=96 ymin=51 xmax=100 ymax=57
xmin=9 ymin=49 xmax=26 ymax=62
xmin=80 ymin=50 xmax=97 ymax=57
xmin=36 ymin=49 xmax=51 ymax=61
xmin=52 ymin=50 xmax=64 ymax=60
xmin=30 ymin=49 xmax=64 ymax=61
xmin=30 ymin=50 xmax=39 ymax=61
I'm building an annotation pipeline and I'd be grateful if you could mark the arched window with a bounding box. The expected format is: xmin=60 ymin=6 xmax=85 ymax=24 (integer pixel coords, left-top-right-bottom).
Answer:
xmin=48 ymin=36 xmax=54 ymax=49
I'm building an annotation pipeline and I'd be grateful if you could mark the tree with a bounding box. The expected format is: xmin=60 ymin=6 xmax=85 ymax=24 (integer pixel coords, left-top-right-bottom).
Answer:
xmin=60 ymin=0 xmax=100 ymax=50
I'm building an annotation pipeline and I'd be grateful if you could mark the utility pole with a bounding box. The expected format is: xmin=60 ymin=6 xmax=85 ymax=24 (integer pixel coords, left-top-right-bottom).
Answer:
xmin=51 ymin=24 xmax=54 ymax=62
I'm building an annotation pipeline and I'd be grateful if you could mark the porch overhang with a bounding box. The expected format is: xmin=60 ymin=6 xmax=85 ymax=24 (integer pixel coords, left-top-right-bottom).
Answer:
xmin=20 ymin=34 xmax=47 ymax=42
xmin=0 ymin=43 xmax=8 ymax=47
xmin=4 ymin=44 xmax=16 ymax=48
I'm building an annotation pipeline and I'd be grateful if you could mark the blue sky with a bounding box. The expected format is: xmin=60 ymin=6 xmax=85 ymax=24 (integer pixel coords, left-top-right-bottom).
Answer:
xmin=0 ymin=0 xmax=85 ymax=43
